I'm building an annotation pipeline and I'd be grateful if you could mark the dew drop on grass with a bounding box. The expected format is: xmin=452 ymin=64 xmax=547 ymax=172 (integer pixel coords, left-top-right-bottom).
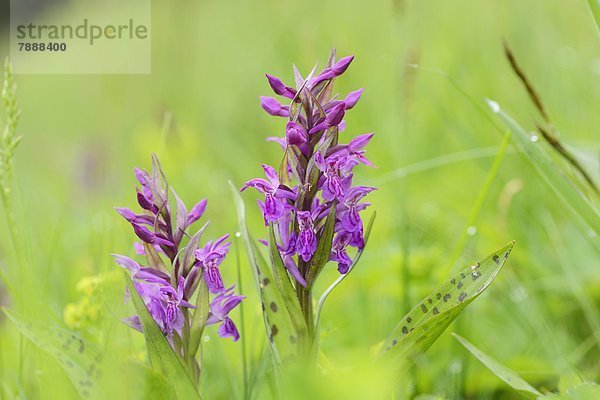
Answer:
xmin=202 ymin=335 xmax=210 ymax=343
xmin=467 ymin=226 xmax=477 ymax=236
xmin=530 ymin=134 xmax=539 ymax=143
xmin=235 ymin=231 xmax=241 ymax=238
xmin=485 ymin=99 xmax=500 ymax=114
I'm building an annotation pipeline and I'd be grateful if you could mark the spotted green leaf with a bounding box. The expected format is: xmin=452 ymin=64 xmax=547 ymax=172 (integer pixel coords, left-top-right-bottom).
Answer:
xmin=231 ymin=181 xmax=299 ymax=366
xmin=453 ymin=333 xmax=542 ymax=398
xmin=2 ymin=308 xmax=103 ymax=399
xmin=127 ymin=281 xmax=201 ymax=400
xmin=379 ymin=241 xmax=514 ymax=379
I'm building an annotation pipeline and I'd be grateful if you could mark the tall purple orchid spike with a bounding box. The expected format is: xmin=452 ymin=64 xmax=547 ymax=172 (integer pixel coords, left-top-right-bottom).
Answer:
xmin=241 ymin=50 xmax=375 ymax=343
xmin=113 ymin=156 xmax=244 ymax=381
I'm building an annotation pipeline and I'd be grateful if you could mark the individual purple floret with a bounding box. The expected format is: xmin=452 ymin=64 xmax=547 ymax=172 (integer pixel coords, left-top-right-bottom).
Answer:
xmin=114 ymin=156 xmax=244 ymax=350
xmin=242 ymin=51 xmax=375 ymax=292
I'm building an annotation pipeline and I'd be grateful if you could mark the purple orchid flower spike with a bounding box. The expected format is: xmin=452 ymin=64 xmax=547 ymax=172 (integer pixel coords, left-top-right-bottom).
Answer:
xmin=241 ymin=50 xmax=375 ymax=352
xmin=114 ymin=156 xmax=244 ymax=380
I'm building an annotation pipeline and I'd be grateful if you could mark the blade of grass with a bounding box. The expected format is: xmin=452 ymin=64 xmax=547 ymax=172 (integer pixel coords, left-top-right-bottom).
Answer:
xmin=234 ymin=233 xmax=249 ymax=400
xmin=453 ymin=333 xmax=542 ymax=398
xmin=587 ymin=0 xmax=600 ymax=33
xmin=444 ymin=130 xmax=512 ymax=274
xmin=488 ymin=101 xmax=600 ymax=236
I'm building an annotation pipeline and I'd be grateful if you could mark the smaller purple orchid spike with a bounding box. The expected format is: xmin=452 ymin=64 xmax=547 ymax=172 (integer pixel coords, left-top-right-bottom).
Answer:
xmin=115 ymin=155 xmax=244 ymax=361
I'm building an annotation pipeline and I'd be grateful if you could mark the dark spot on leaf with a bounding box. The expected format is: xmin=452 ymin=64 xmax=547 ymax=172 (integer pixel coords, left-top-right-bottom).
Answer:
xmin=271 ymin=324 xmax=279 ymax=337
xmin=493 ymin=255 xmax=499 ymax=264
xmin=450 ymin=279 xmax=456 ymax=285
xmin=410 ymin=328 xmax=414 ymax=332
xmin=82 ymin=390 xmax=89 ymax=397
xmin=402 ymin=326 xmax=408 ymax=334
xmin=392 ymin=340 xmax=397 ymax=346
xmin=87 ymin=364 xmax=95 ymax=377
xmin=270 ymin=302 xmax=278 ymax=312
xmin=421 ymin=304 xmax=428 ymax=313
xmin=460 ymin=272 xmax=466 ymax=279
xmin=457 ymin=281 xmax=463 ymax=289
xmin=471 ymin=271 xmax=481 ymax=280
xmin=433 ymin=307 xmax=439 ymax=315
xmin=290 ymin=335 xmax=297 ymax=344
xmin=436 ymin=293 xmax=442 ymax=300
xmin=427 ymin=298 xmax=433 ymax=304
xmin=407 ymin=316 xmax=412 ymax=323
xmin=458 ymin=292 xmax=467 ymax=302
xmin=262 ymin=278 xmax=270 ymax=287
xmin=504 ymin=252 xmax=509 ymax=259
xmin=443 ymin=293 xmax=451 ymax=302
xmin=78 ymin=340 xmax=85 ymax=354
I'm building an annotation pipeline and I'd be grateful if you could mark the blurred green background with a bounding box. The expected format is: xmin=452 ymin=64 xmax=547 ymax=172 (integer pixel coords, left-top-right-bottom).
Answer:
xmin=0 ymin=0 xmax=599 ymax=398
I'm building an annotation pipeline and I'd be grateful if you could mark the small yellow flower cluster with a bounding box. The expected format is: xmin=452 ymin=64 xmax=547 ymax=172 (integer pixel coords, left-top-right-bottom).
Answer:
xmin=63 ymin=271 xmax=120 ymax=329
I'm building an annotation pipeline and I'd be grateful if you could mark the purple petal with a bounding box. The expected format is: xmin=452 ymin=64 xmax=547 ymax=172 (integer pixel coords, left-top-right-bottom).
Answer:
xmin=123 ymin=316 xmax=142 ymax=332
xmin=204 ymin=266 xmax=225 ymax=294
xmin=348 ymin=133 xmax=375 ymax=152
xmin=266 ymin=74 xmax=287 ymax=95
xmin=113 ymin=254 xmax=141 ymax=274
xmin=325 ymin=103 xmax=346 ymax=126
xmin=261 ymin=164 xmax=280 ymax=187
xmin=283 ymin=256 xmax=307 ymax=287
xmin=344 ymin=88 xmax=364 ymax=109
xmin=137 ymin=191 xmax=156 ymax=212
xmin=132 ymin=223 xmax=155 ymax=244
xmin=241 ymin=178 xmax=272 ymax=194
xmin=260 ymin=96 xmax=289 ymax=117
xmin=332 ymin=55 xmax=354 ymax=75
xmin=285 ymin=121 xmax=308 ymax=146
xmin=187 ymin=199 xmax=207 ymax=226
xmin=218 ymin=317 xmax=240 ymax=341
xmin=115 ymin=207 xmax=137 ymax=222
